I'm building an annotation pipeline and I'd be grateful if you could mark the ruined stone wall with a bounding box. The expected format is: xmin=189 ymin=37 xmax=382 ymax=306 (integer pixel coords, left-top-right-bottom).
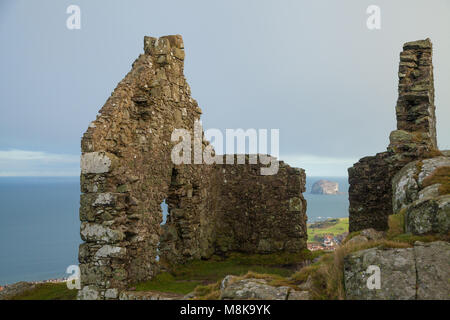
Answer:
xmin=348 ymin=39 xmax=439 ymax=232
xmin=78 ymin=35 xmax=221 ymax=299
xmin=158 ymin=163 xmax=221 ymax=267
xmin=78 ymin=35 xmax=307 ymax=299
xmin=214 ymin=156 xmax=307 ymax=254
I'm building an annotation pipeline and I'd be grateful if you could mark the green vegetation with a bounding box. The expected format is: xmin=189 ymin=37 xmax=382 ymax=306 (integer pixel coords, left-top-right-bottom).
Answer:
xmin=10 ymin=283 xmax=77 ymax=300
xmin=386 ymin=209 xmax=406 ymax=238
xmin=192 ymin=281 xmax=221 ymax=300
xmin=422 ymin=149 xmax=444 ymax=159
xmin=342 ymin=230 xmax=361 ymax=244
xmin=290 ymin=211 xmax=449 ymax=300
xmin=134 ymin=251 xmax=321 ymax=295
xmin=388 ymin=233 xmax=446 ymax=244
xmin=307 ymin=218 xmax=349 ymax=243
xmin=386 ymin=209 xmax=449 ymax=243
xmin=134 ymin=273 xmax=200 ymax=295
xmin=422 ymin=166 xmax=450 ymax=195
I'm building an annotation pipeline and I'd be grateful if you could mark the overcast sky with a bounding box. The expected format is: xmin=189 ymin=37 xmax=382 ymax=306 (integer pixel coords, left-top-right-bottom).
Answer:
xmin=0 ymin=0 xmax=449 ymax=176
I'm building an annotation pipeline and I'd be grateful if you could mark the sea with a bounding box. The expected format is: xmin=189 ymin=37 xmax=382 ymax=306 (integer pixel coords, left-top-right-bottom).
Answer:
xmin=0 ymin=176 xmax=349 ymax=285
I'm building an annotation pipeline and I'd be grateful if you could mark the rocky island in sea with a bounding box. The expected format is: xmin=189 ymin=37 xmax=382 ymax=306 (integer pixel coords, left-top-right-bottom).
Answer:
xmin=311 ymin=179 xmax=341 ymax=195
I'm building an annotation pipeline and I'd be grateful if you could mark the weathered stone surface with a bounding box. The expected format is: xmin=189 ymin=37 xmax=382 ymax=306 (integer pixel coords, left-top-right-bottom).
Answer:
xmin=360 ymin=228 xmax=385 ymax=241
xmin=81 ymin=152 xmax=113 ymax=174
xmin=77 ymin=285 xmax=100 ymax=300
xmin=391 ymin=156 xmax=450 ymax=235
xmin=404 ymin=39 xmax=432 ymax=50
xmin=392 ymin=157 xmax=450 ymax=212
xmin=392 ymin=161 xmax=420 ymax=214
xmin=104 ymin=288 xmax=119 ymax=299
xmin=344 ymin=241 xmax=450 ymax=300
xmin=287 ymin=290 xmax=310 ymax=300
xmin=405 ymin=195 xmax=450 ymax=235
xmin=214 ymin=158 xmax=307 ymax=254
xmin=414 ymin=241 xmax=450 ymax=300
xmin=349 ymin=152 xmax=407 ymax=231
xmin=311 ymin=179 xmax=339 ymax=195
xmin=349 ymin=39 xmax=439 ymax=232
xmin=220 ymin=277 xmax=290 ymax=300
xmin=119 ymin=290 xmax=183 ymax=300
xmin=80 ymin=222 xmax=124 ymax=243
xmin=93 ymin=193 xmax=115 ymax=206
xmin=344 ymin=247 xmax=417 ymax=300
xmin=94 ymin=245 xmax=126 ymax=259
xmin=418 ymin=184 xmax=441 ymax=200
xmin=417 ymin=156 xmax=450 ymax=185
xmin=346 ymin=235 xmax=369 ymax=246
xmin=346 ymin=228 xmax=385 ymax=246
xmin=297 ymin=275 xmax=313 ymax=291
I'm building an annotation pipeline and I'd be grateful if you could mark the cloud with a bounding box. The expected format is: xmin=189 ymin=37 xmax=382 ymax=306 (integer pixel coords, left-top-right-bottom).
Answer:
xmin=0 ymin=149 xmax=357 ymax=177
xmin=280 ymin=154 xmax=358 ymax=177
xmin=0 ymin=149 xmax=80 ymax=176
xmin=0 ymin=149 xmax=79 ymax=162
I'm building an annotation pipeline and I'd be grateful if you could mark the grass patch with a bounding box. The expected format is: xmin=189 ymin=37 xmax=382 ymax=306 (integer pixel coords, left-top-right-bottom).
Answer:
xmin=413 ymin=160 xmax=423 ymax=181
xmin=240 ymin=271 xmax=296 ymax=288
xmin=389 ymin=233 xmax=449 ymax=244
xmin=134 ymin=251 xmax=317 ymax=296
xmin=134 ymin=273 xmax=200 ymax=295
xmin=422 ymin=166 xmax=450 ymax=195
xmin=307 ymin=218 xmax=349 ymax=243
xmin=171 ymin=256 xmax=293 ymax=282
xmin=386 ymin=208 xmax=449 ymax=244
xmin=224 ymin=250 xmax=322 ymax=266
xmin=290 ymin=264 xmax=320 ymax=283
xmin=193 ymin=281 xmax=221 ymax=300
xmin=422 ymin=149 xmax=444 ymax=159
xmin=10 ymin=283 xmax=77 ymax=300
xmin=386 ymin=209 xmax=406 ymax=238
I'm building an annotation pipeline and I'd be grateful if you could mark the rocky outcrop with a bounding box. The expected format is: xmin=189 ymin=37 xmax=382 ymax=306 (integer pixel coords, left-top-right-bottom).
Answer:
xmin=311 ymin=180 xmax=339 ymax=195
xmin=345 ymin=247 xmax=416 ymax=300
xmin=414 ymin=241 xmax=450 ymax=299
xmin=392 ymin=157 xmax=450 ymax=212
xmin=346 ymin=228 xmax=385 ymax=246
xmin=344 ymin=241 xmax=450 ymax=300
xmin=219 ymin=276 xmax=309 ymax=300
xmin=349 ymin=39 xmax=440 ymax=232
xmin=392 ymin=156 xmax=450 ymax=235
xmin=78 ymin=35 xmax=307 ymax=299
xmin=0 ymin=282 xmax=36 ymax=300
xmin=405 ymin=195 xmax=449 ymax=235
